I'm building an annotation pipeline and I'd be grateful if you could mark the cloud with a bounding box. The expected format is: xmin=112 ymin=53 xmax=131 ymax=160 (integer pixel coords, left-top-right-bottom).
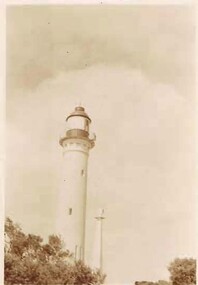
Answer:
xmin=7 ymin=5 xmax=195 ymax=95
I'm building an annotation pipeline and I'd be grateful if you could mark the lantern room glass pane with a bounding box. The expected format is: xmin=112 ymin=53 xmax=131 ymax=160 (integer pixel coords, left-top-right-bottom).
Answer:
xmin=84 ymin=119 xmax=89 ymax=132
xmin=68 ymin=116 xmax=86 ymax=130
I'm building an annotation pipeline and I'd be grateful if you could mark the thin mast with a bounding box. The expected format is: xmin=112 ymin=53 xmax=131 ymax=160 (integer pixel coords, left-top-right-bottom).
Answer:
xmin=95 ymin=208 xmax=105 ymax=274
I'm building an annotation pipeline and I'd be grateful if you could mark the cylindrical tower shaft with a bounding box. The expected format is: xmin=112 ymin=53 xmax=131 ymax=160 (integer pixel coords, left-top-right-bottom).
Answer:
xmin=57 ymin=106 xmax=95 ymax=261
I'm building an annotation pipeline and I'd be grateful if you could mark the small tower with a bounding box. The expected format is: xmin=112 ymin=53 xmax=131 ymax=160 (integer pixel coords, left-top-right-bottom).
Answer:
xmin=57 ymin=106 xmax=96 ymax=261
xmin=94 ymin=209 xmax=105 ymax=274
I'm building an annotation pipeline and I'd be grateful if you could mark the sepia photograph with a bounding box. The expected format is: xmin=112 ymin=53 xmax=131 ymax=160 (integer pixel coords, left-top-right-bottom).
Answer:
xmin=3 ymin=2 xmax=197 ymax=284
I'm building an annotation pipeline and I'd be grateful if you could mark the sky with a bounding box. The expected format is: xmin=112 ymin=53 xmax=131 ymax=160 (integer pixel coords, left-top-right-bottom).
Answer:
xmin=5 ymin=4 xmax=197 ymax=284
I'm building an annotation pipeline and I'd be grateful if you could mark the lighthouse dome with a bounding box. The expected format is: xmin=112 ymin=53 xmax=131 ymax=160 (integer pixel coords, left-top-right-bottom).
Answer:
xmin=66 ymin=106 xmax=91 ymax=122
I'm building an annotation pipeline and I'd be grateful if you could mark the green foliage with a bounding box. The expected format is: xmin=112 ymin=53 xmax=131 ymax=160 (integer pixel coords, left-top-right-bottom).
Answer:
xmin=135 ymin=281 xmax=170 ymax=285
xmin=4 ymin=217 xmax=105 ymax=285
xmin=168 ymin=258 xmax=196 ymax=285
xmin=157 ymin=281 xmax=170 ymax=285
xmin=134 ymin=257 xmax=196 ymax=285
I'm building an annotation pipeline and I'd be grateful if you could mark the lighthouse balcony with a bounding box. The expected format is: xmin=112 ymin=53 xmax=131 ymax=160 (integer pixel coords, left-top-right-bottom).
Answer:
xmin=59 ymin=129 xmax=95 ymax=147
xmin=66 ymin=129 xmax=89 ymax=138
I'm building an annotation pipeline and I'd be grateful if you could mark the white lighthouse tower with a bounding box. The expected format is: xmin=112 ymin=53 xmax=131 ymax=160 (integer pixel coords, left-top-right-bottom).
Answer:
xmin=57 ymin=106 xmax=96 ymax=261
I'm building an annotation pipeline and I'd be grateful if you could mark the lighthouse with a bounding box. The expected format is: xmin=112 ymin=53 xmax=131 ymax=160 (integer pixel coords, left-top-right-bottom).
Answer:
xmin=57 ymin=106 xmax=96 ymax=261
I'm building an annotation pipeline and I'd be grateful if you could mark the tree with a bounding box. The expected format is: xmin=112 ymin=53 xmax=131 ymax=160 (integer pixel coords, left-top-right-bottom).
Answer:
xmin=168 ymin=258 xmax=196 ymax=285
xmin=157 ymin=281 xmax=170 ymax=285
xmin=135 ymin=280 xmax=170 ymax=285
xmin=4 ymin=217 xmax=105 ymax=285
